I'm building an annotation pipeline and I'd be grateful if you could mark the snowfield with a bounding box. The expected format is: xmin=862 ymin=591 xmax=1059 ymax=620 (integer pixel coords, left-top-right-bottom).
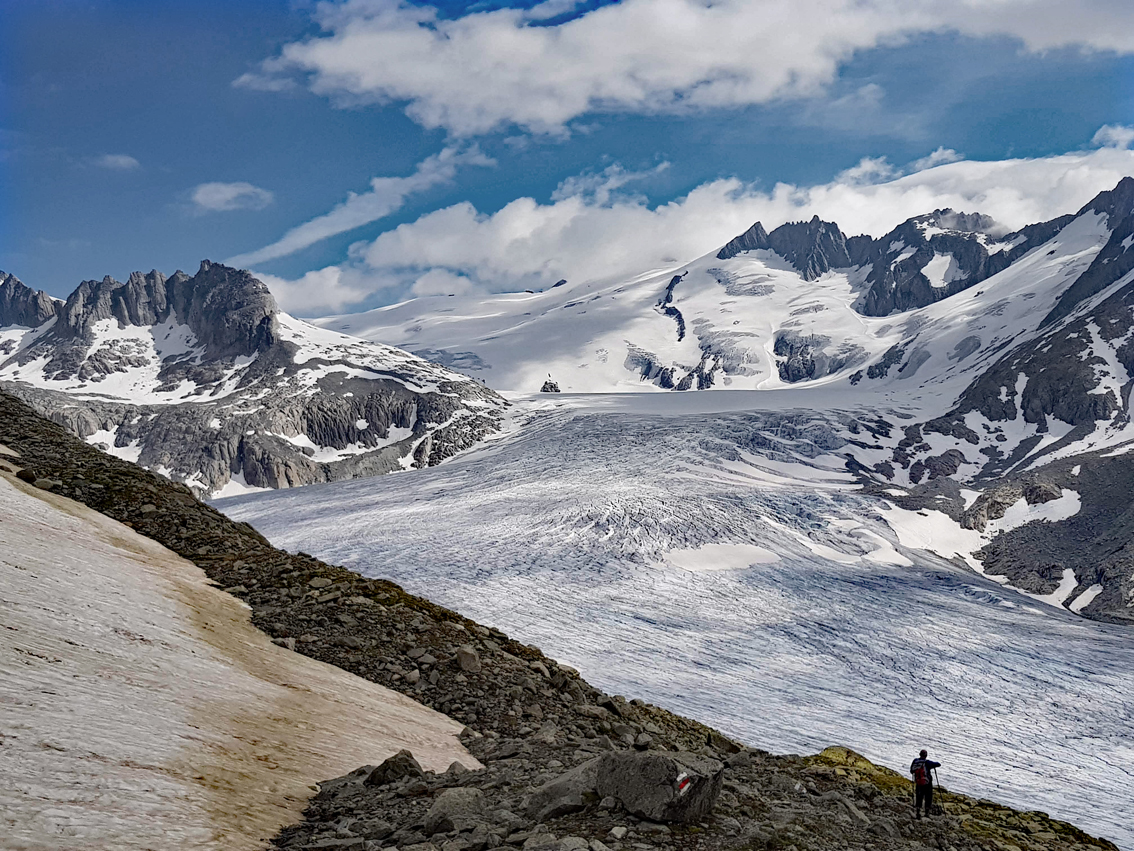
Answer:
xmin=222 ymin=395 xmax=1134 ymax=849
xmin=0 ymin=467 xmax=476 ymax=851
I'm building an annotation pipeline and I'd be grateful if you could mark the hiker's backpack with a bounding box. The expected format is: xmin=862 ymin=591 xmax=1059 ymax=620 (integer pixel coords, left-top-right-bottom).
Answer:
xmin=913 ymin=761 xmax=930 ymax=786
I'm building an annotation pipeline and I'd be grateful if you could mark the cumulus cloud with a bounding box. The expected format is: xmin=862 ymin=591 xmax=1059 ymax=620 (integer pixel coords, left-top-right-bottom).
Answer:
xmin=1093 ymin=124 xmax=1134 ymax=150
xmin=227 ymin=145 xmax=494 ymax=266
xmin=238 ymin=0 xmax=1134 ymax=135
xmin=835 ymin=156 xmax=899 ymax=186
xmin=275 ymin=144 xmax=1133 ymax=311
xmin=95 ymin=154 xmax=140 ymax=170
xmin=255 ymin=265 xmax=380 ymax=315
xmin=190 ymin=181 xmax=274 ymax=213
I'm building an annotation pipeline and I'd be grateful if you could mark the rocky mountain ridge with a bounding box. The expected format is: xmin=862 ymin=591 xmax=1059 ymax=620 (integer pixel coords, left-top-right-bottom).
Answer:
xmin=0 ymin=391 xmax=1120 ymax=851
xmin=717 ymin=206 xmax=1071 ymax=316
xmin=0 ymin=261 xmax=505 ymax=496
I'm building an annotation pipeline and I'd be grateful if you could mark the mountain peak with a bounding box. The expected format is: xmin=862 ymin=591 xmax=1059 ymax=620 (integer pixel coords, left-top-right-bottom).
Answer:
xmin=716 ymin=218 xmax=851 ymax=279
xmin=912 ymin=208 xmax=1002 ymax=236
xmin=0 ymin=271 xmax=60 ymax=329
xmin=716 ymin=221 xmax=770 ymax=260
xmin=1080 ymin=175 xmax=1134 ymax=224
xmin=765 ymin=217 xmax=852 ymax=280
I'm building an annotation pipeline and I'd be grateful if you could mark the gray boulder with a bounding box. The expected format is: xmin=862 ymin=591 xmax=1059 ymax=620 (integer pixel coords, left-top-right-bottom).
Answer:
xmin=424 ymin=787 xmax=487 ymax=835
xmin=456 ymin=645 xmax=482 ymax=673
xmin=364 ymin=749 xmax=425 ymax=786
xmin=526 ymin=751 xmax=723 ymax=825
xmin=526 ymin=758 xmax=602 ymax=821
xmin=594 ymin=751 xmax=723 ymax=824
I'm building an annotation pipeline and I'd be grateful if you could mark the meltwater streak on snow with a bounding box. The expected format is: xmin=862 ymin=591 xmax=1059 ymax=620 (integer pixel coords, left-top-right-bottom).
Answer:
xmin=0 ymin=471 xmax=476 ymax=851
xmin=222 ymin=402 xmax=1134 ymax=848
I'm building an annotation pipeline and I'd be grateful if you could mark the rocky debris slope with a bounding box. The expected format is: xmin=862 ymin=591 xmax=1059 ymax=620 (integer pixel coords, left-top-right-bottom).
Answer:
xmin=0 ymin=390 xmax=1119 ymax=851
xmin=0 ymin=262 xmax=505 ymax=495
xmin=279 ymin=741 xmax=1115 ymax=851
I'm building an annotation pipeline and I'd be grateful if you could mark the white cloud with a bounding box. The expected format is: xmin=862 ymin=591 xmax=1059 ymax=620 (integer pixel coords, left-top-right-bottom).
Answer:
xmin=240 ymin=0 xmax=1134 ymax=135
xmin=1092 ymin=124 xmax=1134 ymax=150
xmin=256 ymin=265 xmax=380 ymax=315
xmin=836 ymin=156 xmax=899 ymax=186
xmin=299 ymin=144 xmax=1134 ymax=307
xmin=550 ymin=163 xmax=669 ymax=204
xmin=227 ymin=145 xmax=494 ymax=267
xmin=95 ymin=154 xmax=140 ymax=171
xmin=910 ymin=147 xmax=964 ymax=171
xmin=190 ymin=182 xmax=274 ymax=213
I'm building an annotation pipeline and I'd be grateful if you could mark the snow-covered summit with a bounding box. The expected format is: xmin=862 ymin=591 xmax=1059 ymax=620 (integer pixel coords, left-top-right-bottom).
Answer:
xmin=1 ymin=261 xmax=505 ymax=495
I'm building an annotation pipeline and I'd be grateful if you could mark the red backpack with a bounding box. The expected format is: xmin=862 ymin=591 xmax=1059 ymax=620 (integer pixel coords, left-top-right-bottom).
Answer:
xmin=913 ymin=762 xmax=930 ymax=786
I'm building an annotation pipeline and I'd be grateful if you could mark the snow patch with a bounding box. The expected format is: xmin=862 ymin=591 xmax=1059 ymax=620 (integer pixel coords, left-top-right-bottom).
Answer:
xmin=881 ymin=503 xmax=986 ymax=572
xmin=986 ymin=490 xmax=1081 ymax=536
xmin=84 ymin=427 xmax=142 ymax=464
xmin=0 ymin=475 xmax=475 ymax=851
xmin=1021 ymin=567 xmax=1079 ymax=609
xmin=211 ymin=470 xmax=272 ymax=499
xmin=665 ymin=542 xmax=780 ymax=571
xmin=921 ymin=253 xmax=963 ymax=289
xmin=1070 ymin=583 xmax=1103 ymax=613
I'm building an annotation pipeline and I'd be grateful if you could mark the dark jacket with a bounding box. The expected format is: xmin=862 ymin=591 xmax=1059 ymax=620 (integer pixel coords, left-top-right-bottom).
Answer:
xmin=910 ymin=757 xmax=941 ymax=785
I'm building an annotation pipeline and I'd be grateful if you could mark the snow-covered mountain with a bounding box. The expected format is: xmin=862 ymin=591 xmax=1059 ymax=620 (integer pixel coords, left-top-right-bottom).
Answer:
xmin=313 ymin=177 xmax=1134 ymax=623
xmin=323 ymin=180 xmax=1132 ymax=408
xmin=0 ymin=262 xmax=505 ymax=496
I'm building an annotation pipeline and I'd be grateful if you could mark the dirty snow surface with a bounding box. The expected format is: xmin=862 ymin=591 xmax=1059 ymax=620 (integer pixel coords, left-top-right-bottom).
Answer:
xmin=222 ymin=395 xmax=1134 ymax=849
xmin=0 ymin=472 xmax=475 ymax=851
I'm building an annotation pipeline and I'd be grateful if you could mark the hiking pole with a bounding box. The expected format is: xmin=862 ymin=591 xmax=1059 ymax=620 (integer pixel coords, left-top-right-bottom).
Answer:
xmin=934 ymin=768 xmax=947 ymax=815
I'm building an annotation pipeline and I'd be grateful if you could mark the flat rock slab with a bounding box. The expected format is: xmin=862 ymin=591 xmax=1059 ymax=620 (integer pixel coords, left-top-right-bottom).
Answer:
xmin=595 ymin=751 xmax=724 ymax=824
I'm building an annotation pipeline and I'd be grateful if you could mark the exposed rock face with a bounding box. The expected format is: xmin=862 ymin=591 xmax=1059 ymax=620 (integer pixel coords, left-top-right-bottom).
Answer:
xmin=856 ymin=209 xmax=1063 ymax=316
xmin=1042 ymin=176 xmax=1134 ymax=326
xmin=0 ymin=272 xmax=59 ymax=330
xmin=773 ymin=330 xmax=865 ymax=383
xmin=715 ymin=221 xmax=769 ymax=260
xmin=715 ymin=209 xmax=1069 ymax=315
xmin=717 ymin=216 xmax=852 ymax=280
xmin=0 ymin=261 xmax=505 ymax=495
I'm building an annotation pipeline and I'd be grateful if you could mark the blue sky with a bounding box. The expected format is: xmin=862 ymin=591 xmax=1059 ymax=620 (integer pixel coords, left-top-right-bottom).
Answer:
xmin=3 ymin=0 xmax=1134 ymax=314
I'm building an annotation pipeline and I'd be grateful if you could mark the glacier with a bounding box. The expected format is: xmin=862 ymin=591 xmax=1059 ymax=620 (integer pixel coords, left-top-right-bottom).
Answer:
xmin=221 ymin=392 xmax=1134 ymax=849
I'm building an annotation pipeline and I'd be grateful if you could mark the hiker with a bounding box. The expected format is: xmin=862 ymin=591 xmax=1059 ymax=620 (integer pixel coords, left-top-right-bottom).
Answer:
xmin=910 ymin=749 xmax=941 ymax=818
